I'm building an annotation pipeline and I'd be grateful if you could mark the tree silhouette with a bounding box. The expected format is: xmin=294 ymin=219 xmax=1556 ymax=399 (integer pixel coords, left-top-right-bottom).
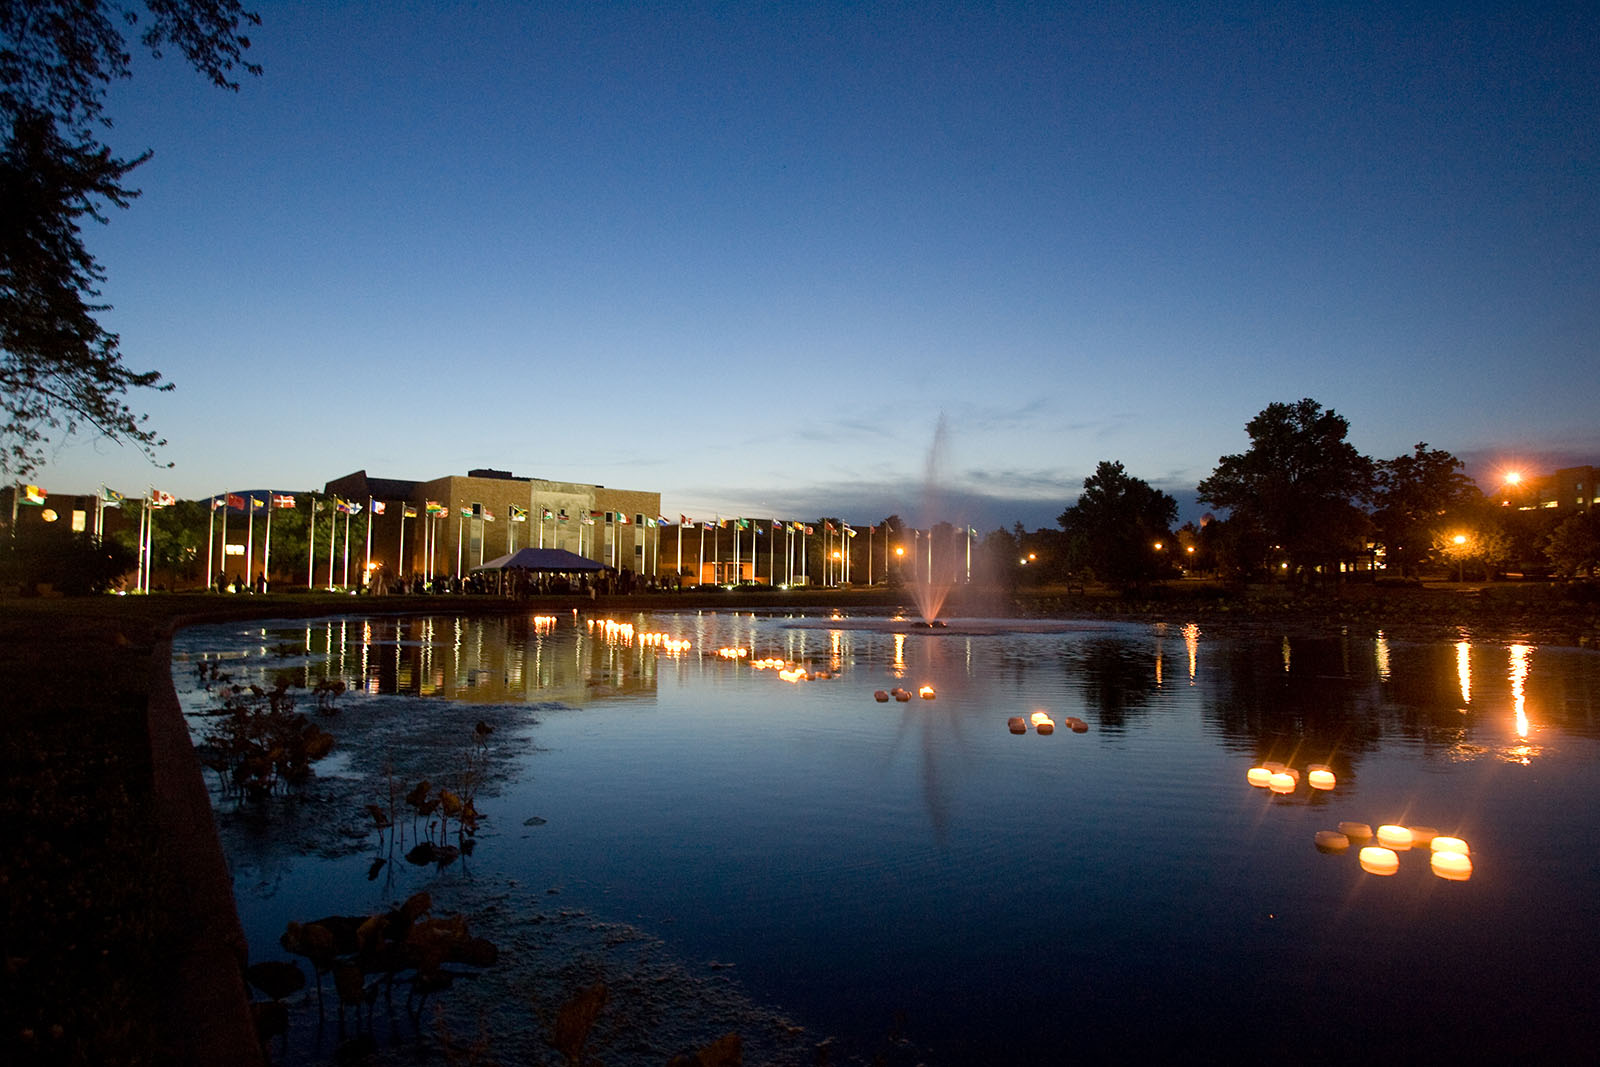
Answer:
xmin=1196 ymin=399 xmax=1373 ymax=581
xmin=1371 ymin=443 xmax=1481 ymax=577
xmin=1058 ymin=460 xmax=1176 ymax=588
xmin=1 ymin=1 xmax=261 ymax=477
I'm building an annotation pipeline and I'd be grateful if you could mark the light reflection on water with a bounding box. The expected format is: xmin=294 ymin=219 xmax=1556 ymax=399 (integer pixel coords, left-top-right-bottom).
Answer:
xmin=173 ymin=612 xmax=1600 ymax=1062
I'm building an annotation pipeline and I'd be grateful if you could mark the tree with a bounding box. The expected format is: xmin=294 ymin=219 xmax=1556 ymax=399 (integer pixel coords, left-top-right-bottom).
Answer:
xmin=1058 ymin=460 xmax=1177 ymax=588
xmin=1 ymin=1 xmax=261 ymax=477
xmin=1371 ymin=443 xmax=1482 ymax=577
xmin=1196 ymin=399 xmax=1374 ymax=581
xmin=1543 ymin=510 xmax=1600 ymax=578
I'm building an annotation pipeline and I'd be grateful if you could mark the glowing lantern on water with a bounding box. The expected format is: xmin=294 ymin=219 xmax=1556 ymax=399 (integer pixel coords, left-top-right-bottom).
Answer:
xmin=1376 ymin=825 xmax=1413 ymax=850
xmin=919 ymin=685 xmax=936 ymax=699
xmin=893 ymin=688 xmax=911 ymax=702
xmin=1030 ymin=711 xmax=1056 ymax=734
xmin=1338 ymin=821 xmax=1373 ymax=841
xmin=1314 ymin=830 xmax=1350 ymax=852
xmin=1431 ymin=850 xmax=1473 ymax=881
xmin=874 ymin=690 xmax=890 ymax=703
xmin=1431 ymin=836 xmax=1470 ymax=855
xmin=1065 ymin=717 xmax=1089 ymax=733
xmin=1359 ymin=846 xmax=1400 ymax=875
xmin=1247 ymin=767 xmax=1272 ymax=787
xmin=1268 ymin=772 xmax=1296 ymax=794
xmin=1007 ymin=717 xmax=1027 ymax=734
xmin=1307 ymin=765 xmax=1336 ymax=790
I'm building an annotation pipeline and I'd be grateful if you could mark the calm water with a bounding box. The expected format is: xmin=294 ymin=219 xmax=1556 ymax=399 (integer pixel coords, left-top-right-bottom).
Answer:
xmin=174 ymin=611 xmax=1600 ymax=1063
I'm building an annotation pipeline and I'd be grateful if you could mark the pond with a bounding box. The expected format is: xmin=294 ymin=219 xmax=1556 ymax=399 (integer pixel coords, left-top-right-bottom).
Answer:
xmin=173 ymin=611 xmax=1600 ymax=1064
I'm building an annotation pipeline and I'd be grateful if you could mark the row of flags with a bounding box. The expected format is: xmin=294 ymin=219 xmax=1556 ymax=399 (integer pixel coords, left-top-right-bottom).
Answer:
xmin=676 ymin=515 xmax=868 ymax=538
xmin=18 ymin=486 xmax=891 ymax=538
xmin=16 ymin=484 xmax=174 ymax=508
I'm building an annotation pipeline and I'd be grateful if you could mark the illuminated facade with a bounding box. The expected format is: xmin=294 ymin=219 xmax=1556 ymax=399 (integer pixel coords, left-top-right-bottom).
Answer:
xmin=324 ymin=469 xmax=662 ymax=580
xmin=1497 ymin=465 xmax=1599 ymax=512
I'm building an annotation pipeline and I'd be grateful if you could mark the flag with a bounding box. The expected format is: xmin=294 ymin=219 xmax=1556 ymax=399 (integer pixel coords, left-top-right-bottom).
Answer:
xmin=845 ymin=527 xmax=856 ymax=538
xmin=101 ymin=487 xmax=123 ymax=508
xmin=460 ymin=506 xmax=473 ymax=518
xmin=250 ymin=496 xmax=266 ymax=509
xmin=659 ymin=515 xmax=671 ymax=526
xmin=227 ymin=493 xmax=245 ymax=509
xmin=824 ymin=521 xmax=836 ymax=532
xmin=272 ymin=493 xmax=296 ymax=509
xmin=805 ymin=525 xmax=814 ymax=535
xmin=736 ymin=518 xmax=749 ymax=530
xmin=509 ymin=505 xmax=527 ymax=522
xmin=617 ymin=512 xmax=629 ymax=524
xmin=680 ymin=514 xmax=691 ymax=526
xmin=426 ymin=500 xmax=445 ymax=515
xmin=482 ymin=509 xmax=495 ymax=522
xmin=212 ymin=496 xmax=227 ymax=510
xmin=541 ymin=507 xmax=553 ymax=520
xmin=558 ymin=509 xmax=568 ymax=522
xmin=371 ymin=500 xmax=386 ymax=515
xmin=21 ymin=484 xmax=45 ymax=504
xmin=403 ymin=504 xmax=418 ymax=519
xmin=336 ymin=499 xmax=362 ymax=515
xmin=772 ymin=519 xmax=782 ymax=530
xmin=151 ymin=490 xmax=176 ymax=508
xmin=582 ymin=513 xmax=595 ymax=525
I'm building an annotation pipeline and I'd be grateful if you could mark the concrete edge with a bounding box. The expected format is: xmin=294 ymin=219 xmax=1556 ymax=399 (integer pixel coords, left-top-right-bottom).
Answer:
xmin=147 ymin=626 xmax=263 ymax=1067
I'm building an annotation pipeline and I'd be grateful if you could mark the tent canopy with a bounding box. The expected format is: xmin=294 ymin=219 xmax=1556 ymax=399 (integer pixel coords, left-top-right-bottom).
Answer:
xmin=474 ymin=547 xmax=608 ymax=572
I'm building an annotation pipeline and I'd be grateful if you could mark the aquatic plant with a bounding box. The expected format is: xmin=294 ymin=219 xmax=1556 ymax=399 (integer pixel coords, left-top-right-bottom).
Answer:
xmin=198 ymin=680 xmax=335 ymax=800
xmin=274 ymin=891 xmax=498 ymax=1040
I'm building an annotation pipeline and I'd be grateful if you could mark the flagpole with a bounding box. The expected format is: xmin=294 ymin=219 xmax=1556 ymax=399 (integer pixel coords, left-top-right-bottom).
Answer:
xmin=697 ymin=522 xmax=704 ymax=585
xmin=867 ymin=526 xmax=873 ymax=586
xmin=219 ymin=493 xmax=229 ymax=587
xmin=144 ymin=497 xmax=154 ymax=593
xmin=205 ymin=496 xmax=215 ymax=590
xmin=365 ymin=497 xmax=374 ymax=579
xmin=245 ymin=495 xmax=255 ymax=588
xmin=307 ymin=497 xmax=316 ymax=591
xmin=456 ymin=513 xmax=463 ymax=578
xmin=135 ymin=497 xmax=146 ymax=593
xmin=263 ymin=494 xmax=274 ymax=592
xmin=398 ymin=506 xmax=408 ymax=580
xmin=343 ymin=509 xmax=352 ymax=588
xmin=327 ymin=501 xmax=337 ymax=590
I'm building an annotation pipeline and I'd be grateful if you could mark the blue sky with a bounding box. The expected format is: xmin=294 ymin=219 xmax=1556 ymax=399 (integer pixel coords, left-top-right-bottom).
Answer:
xmin=35 ymin=0 xmax=1600 ymax=531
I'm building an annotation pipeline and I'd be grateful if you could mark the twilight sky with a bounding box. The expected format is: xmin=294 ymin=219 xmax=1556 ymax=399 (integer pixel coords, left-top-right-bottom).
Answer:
xmin=36 ymin=0 xmax=1600 ymax=531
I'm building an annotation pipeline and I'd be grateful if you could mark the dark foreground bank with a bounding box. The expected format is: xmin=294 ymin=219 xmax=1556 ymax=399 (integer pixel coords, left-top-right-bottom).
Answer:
xmin=4 ymin=582 xmax=1597 ymax=1064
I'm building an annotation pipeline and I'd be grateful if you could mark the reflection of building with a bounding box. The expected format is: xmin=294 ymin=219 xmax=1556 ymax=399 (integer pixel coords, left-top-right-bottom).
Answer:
xmin=324 ymin=469 xmax=661 ymax=579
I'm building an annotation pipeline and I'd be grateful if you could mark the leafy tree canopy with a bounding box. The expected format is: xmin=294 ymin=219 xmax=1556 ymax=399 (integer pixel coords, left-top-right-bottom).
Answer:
xmin=1196 ymin=398 xmax=1373 ymax=578
xmin=1058 ymin=460 xmax=1177 ymax=587
xmin=1371 ymin=442 xmax=1482 ymax=577
xmin=1 ymin=0 xmax=260 ymax=477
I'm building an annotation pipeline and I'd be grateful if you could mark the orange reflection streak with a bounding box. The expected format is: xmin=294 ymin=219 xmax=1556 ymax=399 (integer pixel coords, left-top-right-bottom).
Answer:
xmin=1375 ymin=631 xmax=1391 ymax=682
xmin=1457 ymin=640 xmax=1472 ymax=707
xmin=1183 ymin=622 xmax=1199 ymax=683
xmin=1510 ymin=643 xmax=1532 ymax=738
xmin=1281 ymin=636 xmax=1291 ymax=673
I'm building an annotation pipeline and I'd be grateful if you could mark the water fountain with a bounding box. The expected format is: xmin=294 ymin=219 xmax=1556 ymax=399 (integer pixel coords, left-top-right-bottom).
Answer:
xmin=906 ymin=414 xmax=956 ymax=626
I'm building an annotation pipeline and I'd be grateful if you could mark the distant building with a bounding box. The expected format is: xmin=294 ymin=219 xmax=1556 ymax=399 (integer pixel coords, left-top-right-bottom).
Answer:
xmin=1498 ymin=465 xmax=1599 ymax=512
xmin=323 ymin=469 xmax=663 ymax=580
xmin=1 ymin=485 xmax=138 ymax=541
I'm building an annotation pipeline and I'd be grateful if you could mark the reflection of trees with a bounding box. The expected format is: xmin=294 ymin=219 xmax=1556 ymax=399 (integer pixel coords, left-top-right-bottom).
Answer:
xmin=1200 ymin=635 xmax=1385 ymax=769
xmin=1071 ymin=638 xmax=1162 ymax=730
